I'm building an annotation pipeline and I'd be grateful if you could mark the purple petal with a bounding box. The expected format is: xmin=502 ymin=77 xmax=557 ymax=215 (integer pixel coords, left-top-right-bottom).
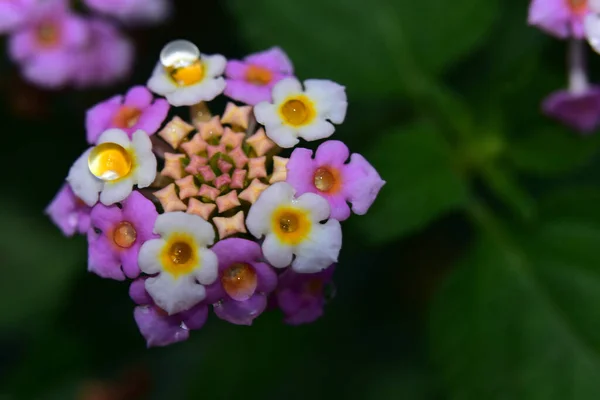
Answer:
xmin=124 ymin=85 xmax=153 ymax=109
xmin=134 ymin=98 xmax=169 ymax=136
xmin=224 ymin=80 xmax=273 ymax=105
xmin=21 ymin=51 xmax=73 ymax=88
xmin=286 ymin=147 xmax=317 ymax=195
xmin=0 ymin=2 xmax=28 ymax=33
xmin=120 ymin=243 xmax=142 ymax=279
xmin=314 ymin=140 xmax=350 ymax=167
xmin=245 ymin=47 xmax=294 ymax=74
xmin=542 ymin=88 xmax=600 ymax=133
xmin=528 ymin=0 xmax=577 ymax=38
xmin=326 ymin=194 xmax=352 ymax=221
xmin=61 ymin=14 xmax=89 ymax=48
xmin=87 ymin=230 xmax=125 ymax=280
xmin=225 ymin=60 xmax=248 ymax=80
xmin=90 ymin=202 xmax=123 ymax=232
xmin=278 ymin=287 xmax=324 ymax=326
xmin=85 ymin=95 xmax=123 ymax=144
xmin=211 ymin=238 xmax=263 ymax=271
xmin=129 ymin=277 xmax=153 ymax=305
xmin=342 ymin=153 xmax=385 ymax=215
xmin=204 ymin=282 xmax=227 ymax=304
xmin=254 ymin=262 xmax=278 ymax=293
xmin=213 ymin=294 xmax=267 ymax=326
xmin=180 ymin=303 xmax=209 ymax=330
xmin=9 ymin=30 xmax=35 ymax=62
xmin=45 ymin=184 xmax=90 ymax=237
xmin=121 ymin=192 xmax=159 ymax=242
xmin=134 ymin=306 xmax=190 ymax=348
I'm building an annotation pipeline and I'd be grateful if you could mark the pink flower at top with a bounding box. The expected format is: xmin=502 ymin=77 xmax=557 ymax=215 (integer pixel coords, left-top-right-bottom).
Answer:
xmin=71 ymin=19 xmax=134 ymax=89
xmin=224 ymin=47 xmax=294 ymax=105
xmin=86 ymin=85 xmax=169 ymax=144
xmin=87 ymin=191 xmax=159 ymax=281
xmin=286 ymin=140 xmax=385 ymax=221
xmin=8 ymin=0 xmax=89 ymax=88
xmin=0 ymin=0 xmax=36 ymax=33
xmin=129 ymin=278 xmax=208 ymax=348
xmin=528 ymin=0 xmax=589 ymax=38
xmin=45 ymin=184 xmax=91 ymax=237
xmin=83 ymin=0 xmax=172 ymax=25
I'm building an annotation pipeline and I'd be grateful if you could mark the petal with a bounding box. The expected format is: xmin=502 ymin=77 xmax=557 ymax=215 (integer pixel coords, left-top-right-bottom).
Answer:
xmin=97 ymin=128 xmax=131 ymax=147
xmin=292 ymin=220 xmax=342 ymax=273
xmin=254 ymin=102 xmax=281 ymax=126
xmin=145 ymin=273 xmax=206 ymax=315
xmin=245 ymin=47 xmax=294 ymax=74
xmin=8 ymin=30 xmax=35 ymax=62
xmin=326 ymin=194 xmax=352 ymax=222
xmin=165 ymin=77 xmax=226 ymax=106
xmin=225 ymin=60 xmax=248 ymax=79
xmin=224 ymin=80 xmax=272 ymax=105
xmin=295 ymin=192 xmax=331 ymax=222
xmin=134 ymin=98 xmax=170 ymax=136
xmin=121 ymin=244 xmax=142 ymax=279
xmin=211 ymin=238 xmax=263 ymax=270
xmin=85 ymin=95 xmax=123 ymax=144
xmin=213 ymin=294 xmax=267 ymax=326
xmin=147 ymin=63 xmax=176 ymax=95
xmin=124 ymin=85 xmax=153 ymax=109
xmin=586 ymin=13 xmax=600 ymax=54
xmin=180 ymin=303 xmax=209 ymax=330
xmin=528 ymin=0 xmax=570 ymax=38
xmin=89 ymin=202 xmax=122 ymax=232
xmin=202 ymin=53 xmax=227 ymax=77
xmin=131 ymin=130 xmax=157 ymax=188
xmin=129 ymin=278 xmax=153 ymax=305
xmin=314 ymin=140 xmax=350 ymax=167
xmin=272 ymin=77 xmax=303 ymax=103
xmin=246 ymin=182 xmax=296 ymax=237
xmin=154 ymin=212 xmax=216 ymax=246
xmin=87 ymin=231 xmax=125 ymax=280
xmin=194 ymin=248 xmax=218 ymax=285
xmin=254 ymin=262 xmax=278 ymax=293
xmin=45 ymin=184 xmax=83 ymax=237
xmin=99 ymin=176 xmax=134 ymax=205
xmin=67 ymin=149 xmax=102 ymax=207
xmin=138 ymin=238 xmax=166 ymax=274
xmin=122 ymin=191 xmax=159 ymax=241
xmin=22 ymin=52 xmax=72 ymax=89
xmin=297 ymin=118 xmax=335 ymax=142
xmin=286 ymin=147 xmax=317 ymax=195
xmin=304 ymin=79 xmax=348 ymax=124
xmin=265 ymin=125 xmax=299 ymax=148
xmin=262 ymin=234 xmax=293 ymax=268
xmin=62 ymin=15 xmax=89 ymax=47
xmin=343 ymin=153 xmax=386 ymax=215
xmin=134 ymin=306 xmax=189 ymax=348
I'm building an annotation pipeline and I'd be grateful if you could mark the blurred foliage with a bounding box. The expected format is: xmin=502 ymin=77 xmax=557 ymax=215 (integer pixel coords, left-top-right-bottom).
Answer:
xmin=2 ymin=0 xmax=600 ymax=399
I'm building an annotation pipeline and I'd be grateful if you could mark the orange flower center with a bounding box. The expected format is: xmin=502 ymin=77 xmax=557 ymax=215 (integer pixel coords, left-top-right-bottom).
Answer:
xmin=221 ymin=263 xmax=258 ymax=301
xmin=36 ymin=22 xmax=60 ymax=47
xmin=112 ymin=106 xmax=142 ymax=129
xmin=112 ymin=221 xmax=137 ymax=249
xmin=304 ymin=279 xmax=324 ymax=295
xmin=567 ymin=0 xmax=587 ymax=14
xmin=245 ymin=65 xmax=273 ymax=86
xmin=313 ymin=166 xmax=341 ymax=194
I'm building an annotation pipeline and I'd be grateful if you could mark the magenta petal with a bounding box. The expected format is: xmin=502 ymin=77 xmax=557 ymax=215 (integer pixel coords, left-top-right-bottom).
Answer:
xmin=279 ymin=288 xmax=324 ymax=326
xmin=343 ymin=153 xmax=385 ymax=215
xmin=527 ymin=0 xmax=573 ymax=39
xmin=0 ymin=3 xmax=26 ymax=33
xmin=286 ymin=147 xmax=317 ymax=195
xmin=90 ymin=203 xmax=123 ymax=232
xmin=134 ymin=306 xmax=190 ymax=348
xmin=61 ymin=14 xmax=89 ymax=47
xmin=85 ymin=95 xmax=123 ymax=144
xmin=134 ymin=98 xmax=170 ymax=136
xmin=254 ymin=262 xmax=277 ymax=293
xmin=314 ymin=140 xmax=350 ymax=167
xmin=211 ymin=238 xmax=263 ymax=270
xmin=225 ymin=60 xmax=248 ymax=80
xmin=121 ymin=191 xmax=159 ymax=242
xmin=22 ymin=52 xmax=73 ymax=88
xmin=9 ymin=31 xmax=34 ymax=62
xmin=224 ymin=80 xmax=272 ymax=105
xmin=204 ymin=282 xmax=227 ymax=304
xmin=180 ymin=303 xmax=209 ymax=330
xmin=45 ymin=184 xmax=91 ymax=237
xmin=326 ymin=194 xmax=352 ymax=221
xmin=120 ymin=243 xmax=142 ymax=279
xmin=130 ymin=278 xmax=153 ymax=305
xmin=213 ymin=294 xmax=267 ymax=326
xmin=245 ymin=47 xmax=294 ymax=74
xmin=87 ymin=231 xmax=125 ymax=280
xmin=124 ymin=86 xmax=153 ymax=109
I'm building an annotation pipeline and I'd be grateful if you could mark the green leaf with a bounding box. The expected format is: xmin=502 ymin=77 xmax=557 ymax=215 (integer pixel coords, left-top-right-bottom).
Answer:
xmin=225 ymin=0 xmax=498 ymax=96
xmin=355 ymin=121 xmax=468 ymax=244
xmin=507 ymin=127 xmax=600 ymax=176
xmin=0 ymin=202 xmax=85 ymax=329
xmin=430 ymin=218 xmax=600 ymax=399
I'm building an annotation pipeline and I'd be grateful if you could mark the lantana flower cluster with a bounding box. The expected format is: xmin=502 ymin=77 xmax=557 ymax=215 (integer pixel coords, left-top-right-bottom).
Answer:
xmin=1 ymin=0 xmax=170 ymax=89
xmin=528 ymin=0 xmax=600 ymax=132
xmin=46 ymin=40 xmax=385 ymax=347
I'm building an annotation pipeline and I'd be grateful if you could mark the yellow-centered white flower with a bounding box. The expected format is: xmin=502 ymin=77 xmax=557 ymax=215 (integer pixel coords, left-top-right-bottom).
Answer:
xmin=138 ymin=212 xmax=218 ymax=315
xmin=246 ymin=182 xmax=342 ymax=273
xmin=254 ymin=77 xmax=347 ymax=148
xmin=67 ymin=129 xmax=157 ymax=207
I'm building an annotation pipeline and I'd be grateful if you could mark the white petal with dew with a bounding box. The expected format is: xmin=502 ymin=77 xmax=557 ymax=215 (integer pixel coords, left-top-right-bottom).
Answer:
xmin=297 ymin=118 xmax=335 ymax=142
xmin=254 ymin=102 xmax=281 ymax=126
xmin=131 ymin=130 xmax=157 ymax=188
xmin=202 ymin=53 xmax=226 ymax=77
xmin=165 ymin=77 xmax=226 ymax=106
xmin=272 ymin=77 xmax=303 ymax=103
xmin=147 ymin=63 xmax=176 ymax=95
xmin=246 ymin=182 xmax=296 ymax=237
xmin=145 ymin=273 xmax=206 ymax=315
xmin=97 ymin=128 xmax=130 ymax=148
xmin=154 ymin=212 xmax=215 ymax=246
xmin=294 ymin=192 xmax=331 ymax=222
xmin=100 ymin=176 xmax=134 ymax=205
xmin=193 ymin=248 xmax=218 ymax=285
xmin=293 ymin=219 xmax=342 ymax=273
xmin=66 ymin=148 xmax=102 ymax=207
xmin=138 ymin=238 xmax=166 ymax=274
xmin=264 ymin=124 xmax=299 ymax=148
xmin=304 ymin=79 xmax=348 ymax=124
xmin=262 ymin=234 xmax=294 ymax=268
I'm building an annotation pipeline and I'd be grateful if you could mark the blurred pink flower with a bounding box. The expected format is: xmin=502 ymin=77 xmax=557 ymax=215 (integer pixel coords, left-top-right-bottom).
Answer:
xmin=0 ymin=0 xmax=36 ymax=33
xmin=83 ymin=0 xmax=172 ymax=25
xmin=528 ymin=0 xmax=589 ymax=38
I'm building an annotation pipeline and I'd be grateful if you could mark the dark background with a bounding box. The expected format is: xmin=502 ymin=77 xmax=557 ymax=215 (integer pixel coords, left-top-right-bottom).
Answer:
xmin=3 ymin=0 xmax=600 ymax=399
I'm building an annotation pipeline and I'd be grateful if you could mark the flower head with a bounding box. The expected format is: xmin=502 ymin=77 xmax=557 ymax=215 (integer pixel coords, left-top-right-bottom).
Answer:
xmin=88 ymin=191 xmax=158 ymax=280
xmin=130 ymin=278 xmax=208 ymax=348
xmin=86 ymin=86 xmax=170 ymax=144
xmin=254 ymin=77 xmax=348 ymax=148
xmin=45 ymin=184 xmax=91 ymax=237
xmin=287 ymin=141 xmax=385 ymax=221
xmin=0 ymin=0 xmax=36 ymax=33
xmin=528 ymin=0 xmax=589 ymax=38
xmin=147 ymin=40 xmax=226 ymax=106
xmin=67 ymin=129 xmax=157 ymax=206
xmin=224 ymin=47 xmax=294 ymax=105
xmin=246 ymin=182 xmax=342 ymax=273
xmin=8 ymin=0 xmax=89 ymax=88
xmin=138 ymin=212 xmax=218 ymax=315
xmin=276 ymin=265 xmax=335 ymax=325
xmin=205 ymin=238 xmax=277 ymax=325
xmin=83 ymin=0 xmax=172 ymax=25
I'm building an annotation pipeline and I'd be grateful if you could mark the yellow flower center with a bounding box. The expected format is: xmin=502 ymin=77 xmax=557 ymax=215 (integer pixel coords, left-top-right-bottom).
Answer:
xmin=166 ymin=60 xmax=205 ymax=86
xmin=221 ymin=263 xmax=257 ymax=301
xmin=272 ymin=207 xmax=312 ymax=245
xmin=161 ymin=234 xmax=198 ymax=277
xmin=567 ymin=0 xmax=587 ymax=13
xmin=36 ymin=22 xmax=59 ymax=47
xmin=245 ymin=65 xmax=273 ymax=86
xmin=88 ymin=142 xmax=132 ymax=181
xmin=112 ymin=106 xmax=142 ymax=129
xmin=279 ymin=96 xmax=315 ymax=126
xmin=112 ymin=221 xmax=137 ymax=249
xmin=313 ymin=166 xmax=341 ymax=194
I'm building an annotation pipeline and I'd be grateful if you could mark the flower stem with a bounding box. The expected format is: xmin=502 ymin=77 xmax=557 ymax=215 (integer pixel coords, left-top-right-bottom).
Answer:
xmin=568 ymin=38 xmax=589 ymax=95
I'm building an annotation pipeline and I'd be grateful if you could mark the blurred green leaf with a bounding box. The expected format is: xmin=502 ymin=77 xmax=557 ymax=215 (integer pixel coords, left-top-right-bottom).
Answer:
xmin=539 ymin=186 xmax=600 ymax=223
xmin=507 ymin=128 xmax=600 ymax=176
xmin=356 ymin=121 xmax=468 ymax=244
xmin=225 ymin=0 xmax=498 ymax=96
xmin=0 ymin=203 xmax=85 ymax=329
xmin=430 ymin=216 xmax=600 ymax=399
